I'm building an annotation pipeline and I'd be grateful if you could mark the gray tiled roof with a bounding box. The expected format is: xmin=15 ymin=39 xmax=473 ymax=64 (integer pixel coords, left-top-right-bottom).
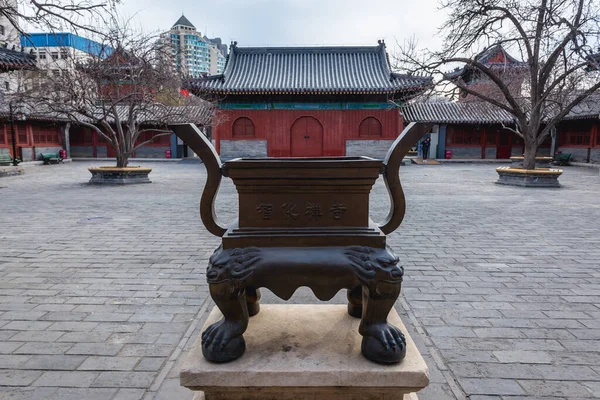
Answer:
xmin=402 ymin=97 xmax=600 ymax=125
xmin=401 ymin=102 xmax=516 ymax=124
xmin=0 ymin=101 xmax=213 ymax=126
xmin=186 ymin=42 xmax=432 ymax=95
xmin=563 ymin=95 xmax=600 ymax=120
xmin=173 ymin=15 xmax=195 ymax=28
xmin=445 ymin=44 xmax=526 ymax=80
xmin=0 ymin=47 xmax=36 ymax=71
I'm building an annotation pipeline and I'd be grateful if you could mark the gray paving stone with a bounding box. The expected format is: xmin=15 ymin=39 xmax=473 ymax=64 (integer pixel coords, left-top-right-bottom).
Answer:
xmin=13 ymin=342 xmax=73 ymax=355
xmin=531 ymin=364 xmax=600 ymax=381
xmin=0 ymin=370 xmax=43 ymax=386
xmin=2 ymin=162 xmax=600 ymax=400
xmin=106 ymin=333 xmax=160 ymax=344
xmin=133 ymin=357 xmax=165 ymax=371
xmin=8 ymin=331 xmax=65 ymax=342
xmin=84 ymin=313 xmax=133 ymax=322
xmin=66 ymin=343 xmax=123 ymax=356
xmin=0 ymin=341 xmax=25 ymax=354
xmin=425 ymin=327 xmax=477 ymax=338
xmin=1 ymin=321 xmax=53 ymax=331
xmin=113 ymin=388 xmax=147 ymax=400
xmin=458 ymin=378 xmax=526 ymax=396
xmin=128 ymin=313 xmax=173 ymax=323
xmin=517 ymin=379 xmax=594 ymax=397
xmin=473 ymin=328 xmax=525 ymax=339
xmin=0 ymin=387 xmax=58 ymax=399
xmin=91 ymin=371 xmax=155 ymax=388
xmin=0 ymin=311 xmax=48 ymax=321
xmin=55 ymin=331 xmax=112 ymax=343
xmin=41 ymin=312 xmax=89 ymax=321
xmin=493 ymin=351 xmax=553 ymax=364
xmin=154 ymin=377 xmax=194 ymax=400
xmin=119 ymin=344 xmax=174 ymax=357
xmin=78 ymin=356 xmax=140 ymax=371
xmin=583 ymin=381 xmax=600 ymax=397
xmin=0 ymin=355 xmax=32 ymax=369
xmin=46 ymin=322 xmax=99 ymax=332
xmin=47 ymin=387 xmax=117 ymax=400
xmin=475 ymin=363 xmax=539 ymax=379
xmin=19 ymin=355 xmax=86 ymax=370
xmin=32 ymin=371 xmax=99 ymax=387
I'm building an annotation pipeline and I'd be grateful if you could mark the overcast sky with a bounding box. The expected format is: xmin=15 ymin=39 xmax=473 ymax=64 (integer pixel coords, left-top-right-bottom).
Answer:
xmin=118 ymin=0 xmax=447 ymax=53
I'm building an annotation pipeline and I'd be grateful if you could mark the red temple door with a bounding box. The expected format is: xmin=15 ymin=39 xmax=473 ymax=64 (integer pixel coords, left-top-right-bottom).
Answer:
xmin=497 ymin=132 xmax=512 ymax=159
xmin=290 ymin=117 xmax=323 ymax=157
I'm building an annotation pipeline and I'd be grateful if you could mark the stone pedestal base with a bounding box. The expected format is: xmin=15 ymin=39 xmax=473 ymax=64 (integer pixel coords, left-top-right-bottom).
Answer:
xmin=496 ymin=167 xmax=562 ymax=187
xmin=181 ymin=304 xmax=429 ymax=400
xmin=88 ymin=167 xmax=152 ymax=185
xmin=192 ymin=393 xmax=418 ymax=400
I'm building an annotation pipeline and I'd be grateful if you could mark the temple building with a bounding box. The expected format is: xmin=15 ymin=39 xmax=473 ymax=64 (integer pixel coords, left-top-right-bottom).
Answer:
xmin=185 ymin=41 xmax=431 ymax=158
xmin=402 ymin=45 xmax=552 ymax=160
xmin=401 ymin=102 xmax=546 ymax=160
xmin=556 ymin=95 xmax=600 ymax=163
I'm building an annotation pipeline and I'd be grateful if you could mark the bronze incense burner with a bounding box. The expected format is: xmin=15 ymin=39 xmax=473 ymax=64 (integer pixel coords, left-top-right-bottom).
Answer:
xmin=171 ymin=122 xmax=430 ymax=365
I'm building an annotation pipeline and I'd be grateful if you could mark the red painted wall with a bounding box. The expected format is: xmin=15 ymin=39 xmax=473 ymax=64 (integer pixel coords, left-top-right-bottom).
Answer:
xmin=213 ymin=109 xmax=403 ymax=157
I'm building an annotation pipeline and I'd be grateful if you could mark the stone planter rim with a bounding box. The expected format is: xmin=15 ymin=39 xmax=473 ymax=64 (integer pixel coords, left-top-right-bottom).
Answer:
xmin=88 ymin=165 xmax=152 ymax=185
xmin=88 ymin=166 xmax=152 ymax=173
xmin=496 ymin=166 xmax=562 ymax=175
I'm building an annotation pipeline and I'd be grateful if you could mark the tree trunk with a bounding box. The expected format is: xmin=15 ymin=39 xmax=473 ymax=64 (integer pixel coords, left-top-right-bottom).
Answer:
xmin=522 ymin=139 xmax=538 ymax=170
xmin=116 ymin=153 xmax=129 ymax=168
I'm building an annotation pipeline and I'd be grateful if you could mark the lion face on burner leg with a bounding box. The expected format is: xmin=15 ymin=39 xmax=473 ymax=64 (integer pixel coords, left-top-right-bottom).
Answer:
xmin=207 ymin=247 xmax=262 ymax=285
xmin=344 ymin=246 xmax=404 ymax=285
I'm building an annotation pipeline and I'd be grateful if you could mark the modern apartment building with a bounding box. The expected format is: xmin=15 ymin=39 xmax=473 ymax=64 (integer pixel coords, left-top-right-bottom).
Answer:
xmin=0 ymin=0 xmax=19 ymax=48
xmin=16 ymin=32 xmax=107 ymax=93
xmin=21 ymin=32 xmax=106 ymax=69
xmin=158 ymin=15 xmax=227 ymax=78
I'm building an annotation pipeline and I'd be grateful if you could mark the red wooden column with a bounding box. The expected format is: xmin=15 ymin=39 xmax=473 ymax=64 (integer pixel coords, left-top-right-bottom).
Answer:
xmin=92 ymin=130 xmax=98 ymax=158
xmin=28 ymin=123 xmax=35 ymax=161
xmin=481 ymin=127 xmax=487 ymax=159
xmin=591 ymin=122 xmax=599 ymax=148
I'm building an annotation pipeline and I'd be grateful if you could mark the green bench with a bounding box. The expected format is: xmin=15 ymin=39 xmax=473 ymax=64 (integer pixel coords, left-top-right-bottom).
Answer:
xmin=0 ymin=154 xmax=20 ymax=166
xmin=552 ymin=153 xmax=571 ymax=166
xmin=40 ymin=152 xmax=63 ymax=165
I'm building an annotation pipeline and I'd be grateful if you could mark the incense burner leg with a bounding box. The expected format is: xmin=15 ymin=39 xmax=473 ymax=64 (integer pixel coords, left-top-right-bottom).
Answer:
xmin=344 ymin=246 xmax=406 ymax=364
xmin=347 ymin=285 xmax=363 ymax=318
xmin=201 ymin=282 xmax=249 ymax=363
xmin=202 ymin=246 xmax=261 ymax=363
xmin=359 ymin=282 xmax=406 ymax=364
xmin=246 ymin=287 xmax=261 ymax=317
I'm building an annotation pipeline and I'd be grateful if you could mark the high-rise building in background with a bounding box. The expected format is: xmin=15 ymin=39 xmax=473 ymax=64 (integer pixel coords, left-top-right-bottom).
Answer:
xmin=158 ymin=15 xmax=227 ymax=78
xmin=0 ymin=0 xmax=19 ymax=48
xmin=17 ymin=32 xmax=107 ymax=93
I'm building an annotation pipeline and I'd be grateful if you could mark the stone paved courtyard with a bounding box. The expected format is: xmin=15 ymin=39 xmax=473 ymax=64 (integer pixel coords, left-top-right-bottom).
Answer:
xmin=0 ymin=161 xmax=599 ymax=400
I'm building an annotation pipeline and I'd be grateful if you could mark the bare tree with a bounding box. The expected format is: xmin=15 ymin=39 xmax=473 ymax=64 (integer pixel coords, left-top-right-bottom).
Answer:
xmin=0 ymin=0 xmax=111 ymax=37
xmin=398 ymin=0 xmax=600 ymax=169
xmin=19 ymin=16 xmax=213 ymax=167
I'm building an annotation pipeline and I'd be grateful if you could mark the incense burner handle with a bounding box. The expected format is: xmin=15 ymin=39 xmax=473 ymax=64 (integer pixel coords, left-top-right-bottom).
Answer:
xmin=377 ymin=122 xmax=432 ymax=235
xmin=169 ymin=123 xmax=228 ymax=237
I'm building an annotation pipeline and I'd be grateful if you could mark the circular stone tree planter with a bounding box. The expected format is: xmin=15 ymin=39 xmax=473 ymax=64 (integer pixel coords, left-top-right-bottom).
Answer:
xmin=88 ymin=166 xmax=152 ymax=185
xmin=496 ymin=166 xmax=562 ymax=188
xmin=510 ymin=156 xmax=554 ymax=168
